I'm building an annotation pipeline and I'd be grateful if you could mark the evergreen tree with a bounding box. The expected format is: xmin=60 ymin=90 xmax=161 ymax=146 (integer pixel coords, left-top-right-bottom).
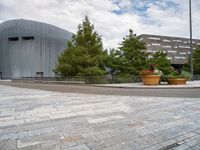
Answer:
xmin=193 ymin=46 xmax=200 ymax=75
xmin=183 ymin=46 xmax=200 ymax=75
xmin=106 ymin=48 xmax=127 ymax=75
xmin=108 ymin=29 xmax=148 ymax=75
xmin=54 ymin=16 xmax=107 ymax=76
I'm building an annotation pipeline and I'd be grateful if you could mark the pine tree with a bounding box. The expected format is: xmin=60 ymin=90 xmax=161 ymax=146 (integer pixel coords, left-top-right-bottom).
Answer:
xmin=193 ymin=46 xmax=200 ymax=75
xmin=183 ymin=46 xmax=200 ymax=75
xmin=108 ymin=29 xmax=148 ymax=75
xmin=54 ymin=16 xmax=107 ymax=76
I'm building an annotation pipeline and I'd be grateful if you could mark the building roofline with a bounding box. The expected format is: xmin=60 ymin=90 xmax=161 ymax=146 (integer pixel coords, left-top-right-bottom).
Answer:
xmin=139 ymin=34 xmax=200 ymax=41
xmin=0 ymin=19 xmax=73 ymax=35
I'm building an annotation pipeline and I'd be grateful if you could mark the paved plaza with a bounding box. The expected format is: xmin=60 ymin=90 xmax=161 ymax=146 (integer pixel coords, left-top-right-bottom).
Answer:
xmin=0 ymin=85 xmax=200 ymax=150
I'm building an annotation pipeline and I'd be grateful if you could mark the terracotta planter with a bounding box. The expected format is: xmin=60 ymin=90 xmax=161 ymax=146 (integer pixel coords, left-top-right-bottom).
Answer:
xmin=141 ymin=75 xmax=161 ymax=85
xmin=167 ymin=78 xmax=187 ymax=85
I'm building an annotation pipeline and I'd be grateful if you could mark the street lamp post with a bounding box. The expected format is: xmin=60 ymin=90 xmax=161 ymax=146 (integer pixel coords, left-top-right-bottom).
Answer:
xmin=189 ymin=0 xmax=193 ymax=80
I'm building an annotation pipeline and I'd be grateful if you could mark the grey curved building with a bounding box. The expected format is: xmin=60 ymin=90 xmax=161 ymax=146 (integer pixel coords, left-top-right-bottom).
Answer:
xmin=0 ymin=19 xmax=72 ymax=79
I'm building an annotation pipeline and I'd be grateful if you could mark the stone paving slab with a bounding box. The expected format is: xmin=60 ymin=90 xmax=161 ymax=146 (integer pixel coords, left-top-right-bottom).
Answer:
xmin=0 ymin=85 xmax=200 ymax=150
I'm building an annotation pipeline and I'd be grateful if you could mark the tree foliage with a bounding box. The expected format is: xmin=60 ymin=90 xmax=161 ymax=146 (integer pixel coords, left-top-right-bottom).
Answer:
xmin=147 ymin=51 xmax=171 ymax=75
xmin=54 ymin=16 xmax=107 ymax=76
xmin=107 ymin=30 xmax=172 ymax=76
xmin=183 ymin=46 xmax=200 ymax=75
xmin=107 ymin=29 xmax=148 ymax=75
xmin=193 ymin=46 xmax=200 ymax=75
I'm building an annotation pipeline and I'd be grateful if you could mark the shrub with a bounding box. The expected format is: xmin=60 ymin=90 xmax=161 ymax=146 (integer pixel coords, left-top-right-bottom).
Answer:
xmin=166 ymin=68 xmax=191 ymax=80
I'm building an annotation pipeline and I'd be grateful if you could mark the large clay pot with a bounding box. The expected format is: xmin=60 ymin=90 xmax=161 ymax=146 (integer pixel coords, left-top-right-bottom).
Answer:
xmin=167 ymin=78 xmax=187 ymax=85
xmin=141 ymin=75 xmax=161 ymax=85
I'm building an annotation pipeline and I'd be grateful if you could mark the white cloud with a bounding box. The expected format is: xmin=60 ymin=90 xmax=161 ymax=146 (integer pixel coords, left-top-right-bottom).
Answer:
xmin=0 ymin=0 xmax=200 ymax=49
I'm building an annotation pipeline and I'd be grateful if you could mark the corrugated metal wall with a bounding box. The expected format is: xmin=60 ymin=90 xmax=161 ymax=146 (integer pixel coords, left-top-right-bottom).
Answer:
xmin=0 ymin=19 xmax=72 ymax=78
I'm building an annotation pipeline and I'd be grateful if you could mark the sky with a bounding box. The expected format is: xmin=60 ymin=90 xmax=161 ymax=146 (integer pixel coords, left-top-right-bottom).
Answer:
xmin=0 ymin=0 xmax=200 ymax=49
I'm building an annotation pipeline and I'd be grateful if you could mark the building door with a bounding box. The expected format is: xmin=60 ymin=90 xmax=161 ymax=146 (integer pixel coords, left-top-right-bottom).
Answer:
xmin=8 ymin=37 xmax=21 ymax=78
xmin=21 ymin=37 xmax=35 ymax=77
xmin=0 ymin=72 xmax=2 ymax=79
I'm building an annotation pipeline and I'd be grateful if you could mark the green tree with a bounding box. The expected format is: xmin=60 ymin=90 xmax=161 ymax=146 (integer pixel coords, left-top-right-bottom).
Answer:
xmin=183 ymin=46 xmax=200 ymax=75
xmin=148 ymin=51 xmax=171 ymax=75
xmin=108 ymin=29 xmax=148 ymax=75
xmin=54 ymin=16 xmax=107 ymax=76
xmin=193 ymin=46 xmax=200 ymax=75
xmin=106 ymin=48 xmax=127 ymax=75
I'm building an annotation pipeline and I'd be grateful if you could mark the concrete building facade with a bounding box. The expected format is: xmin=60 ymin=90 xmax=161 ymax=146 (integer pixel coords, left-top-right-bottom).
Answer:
xmin=139 ymin=34 xmax=200 ymax=66
xmin=0 ymin=19 xmax=72 ymax=79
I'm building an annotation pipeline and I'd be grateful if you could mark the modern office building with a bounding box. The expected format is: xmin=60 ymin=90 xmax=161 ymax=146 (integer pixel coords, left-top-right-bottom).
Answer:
xmin=139 ymin=34 xmax=200 ymax=68
xmin=0 ymin=19 xmax=72 ymax=79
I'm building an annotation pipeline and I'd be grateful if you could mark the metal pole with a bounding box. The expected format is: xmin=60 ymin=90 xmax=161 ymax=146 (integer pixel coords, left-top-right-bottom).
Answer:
xmin=189 ymin=0 xmax=193 ymax=80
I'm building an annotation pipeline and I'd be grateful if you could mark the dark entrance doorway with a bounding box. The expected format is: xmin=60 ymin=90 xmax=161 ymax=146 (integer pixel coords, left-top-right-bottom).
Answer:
xmin=0 ymin=72 xmax=2 ymax=79
xmin=36 ymin=72 xmax=43 ymax=78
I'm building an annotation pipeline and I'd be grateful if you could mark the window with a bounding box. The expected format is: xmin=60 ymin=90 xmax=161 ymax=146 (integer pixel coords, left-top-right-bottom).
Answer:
xmin=167 ymin=57 xmax=172 ymax=60
xmin=173 ymin=39 xmax=182 ymax=42
xmin=163 ymin=39 xmax=171 ymax=42
xmin=188 ymin=40 xmax=196 ymax=44
xmin=8 ymin=37 xmax=19 ymax=41
xmin=162 ymin=45 xmax=172 ymax=48
xmin=22 ymin=36 xmax=34 ymax=40
xmin=148 ymin=37 xmax=160 ymax=40
xmin=168 ymin=50 xmax=177 ymax=53
xmin=179 ymin=52 xmax=187 ymax=55
xmin=179 ymin=46 xmax=190 ymax=49
xmin=151 ymin=43 xmax=161 ymax=46
xmin=174 ymin=56 xmax=186 ymax=60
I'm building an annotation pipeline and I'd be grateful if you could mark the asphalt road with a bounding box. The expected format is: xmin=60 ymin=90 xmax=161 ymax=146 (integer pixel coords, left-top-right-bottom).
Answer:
xmin=0 ymin=81 xmax=200 ymax=98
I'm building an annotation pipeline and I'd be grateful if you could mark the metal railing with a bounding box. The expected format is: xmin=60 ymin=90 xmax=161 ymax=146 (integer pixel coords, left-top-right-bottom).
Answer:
xmin=12 ymin=75 xmax=142 ymax=84
xmin=10 ymin=75 xmax=200 ymax=84
xmin=193 ymin=75 xmax=200 ymax=80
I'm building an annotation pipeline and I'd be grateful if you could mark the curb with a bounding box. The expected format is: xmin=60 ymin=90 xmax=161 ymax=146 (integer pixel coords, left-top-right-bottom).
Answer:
xmin=91 ymin=83 xmax=200 ymax=89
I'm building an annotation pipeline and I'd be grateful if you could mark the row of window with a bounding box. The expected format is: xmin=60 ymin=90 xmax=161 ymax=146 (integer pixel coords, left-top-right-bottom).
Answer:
xmin=147 ymin=43 xmax=197 ymax=50
xmin=166 ymin=57 xmax=187 ymax=60
xmin=148 ymin=49 xmax=191 ymax=55
xmin=8 ymin=36 xmax=34 ymax=41
xmin=147 ymin=37 xmax=200 ymax=44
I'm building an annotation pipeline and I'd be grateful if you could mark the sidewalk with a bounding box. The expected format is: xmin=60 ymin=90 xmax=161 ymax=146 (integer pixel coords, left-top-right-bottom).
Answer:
xmin=93 ymin=80 xmax=200 ymax=89
xmin=0 ymin=84 xmax=200 ymax=150
xmin=1 ymin=79 xmax=200 ymax=89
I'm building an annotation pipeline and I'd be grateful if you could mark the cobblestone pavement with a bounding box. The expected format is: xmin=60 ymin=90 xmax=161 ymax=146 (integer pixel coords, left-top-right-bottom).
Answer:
xmin=0 ymin=85 xmax=200 ymax=150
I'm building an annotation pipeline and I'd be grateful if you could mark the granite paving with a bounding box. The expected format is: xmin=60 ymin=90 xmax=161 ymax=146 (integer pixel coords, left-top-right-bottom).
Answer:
xmin=0 ymin=85 xmax=200 ymax=150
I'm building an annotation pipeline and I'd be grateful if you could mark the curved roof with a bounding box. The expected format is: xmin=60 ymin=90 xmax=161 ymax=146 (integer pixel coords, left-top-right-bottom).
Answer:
xmin=0 ymin=19 xmax=73 ymax=78
xmin=0 ymin=19 xmax=73 ymax=40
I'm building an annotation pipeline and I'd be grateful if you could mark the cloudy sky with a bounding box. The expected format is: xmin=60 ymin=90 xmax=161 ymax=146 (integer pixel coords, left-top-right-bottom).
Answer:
xmin=0 ymin=0 xmax=200 ymax=49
